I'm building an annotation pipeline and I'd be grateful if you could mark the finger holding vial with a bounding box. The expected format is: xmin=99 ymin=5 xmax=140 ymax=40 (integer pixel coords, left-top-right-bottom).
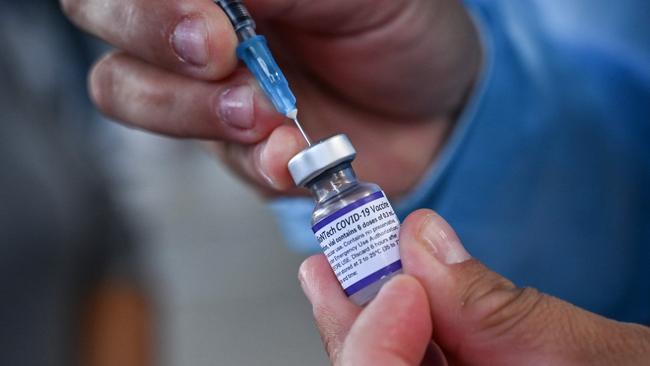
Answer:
xmin=210 ymin=125 xmax=308 ymax=194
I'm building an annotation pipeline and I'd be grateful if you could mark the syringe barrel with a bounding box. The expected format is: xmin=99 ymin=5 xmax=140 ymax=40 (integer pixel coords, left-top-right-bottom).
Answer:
xmin=214 ymin=0 xmax=298 ymax=117
xmin=237 ymin=35 xmax=297 ymax=116
xmin=214 ymin=0 xmax=256 ymax=40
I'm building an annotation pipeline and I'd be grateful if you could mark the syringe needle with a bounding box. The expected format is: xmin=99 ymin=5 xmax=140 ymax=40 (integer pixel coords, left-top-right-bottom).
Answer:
xmin=292 ymin=116 xmax=313 ymax=147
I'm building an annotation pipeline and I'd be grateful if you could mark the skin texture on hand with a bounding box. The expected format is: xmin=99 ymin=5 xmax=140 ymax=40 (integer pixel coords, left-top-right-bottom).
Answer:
xmin=60 ymin=0 xmax=481 ymax=198
xmin=299 ymin=210 xmax=650 ymax=365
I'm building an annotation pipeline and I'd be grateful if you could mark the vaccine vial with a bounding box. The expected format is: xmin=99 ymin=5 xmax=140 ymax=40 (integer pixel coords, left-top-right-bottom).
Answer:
xmin=289 ymin=134 xmax=402 ymax=305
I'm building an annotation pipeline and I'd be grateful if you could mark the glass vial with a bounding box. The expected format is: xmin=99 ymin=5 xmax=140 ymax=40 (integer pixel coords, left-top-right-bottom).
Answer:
xmin=289 ymin=135 xmax=402 ymax=305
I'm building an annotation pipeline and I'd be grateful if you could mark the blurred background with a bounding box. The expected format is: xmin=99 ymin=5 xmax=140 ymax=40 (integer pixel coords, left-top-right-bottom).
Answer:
xmin=105 ymin=131 xmax=326 ymax=366
xmin=3 ymin=1 xmax=648 ymax=366
xmin=0 ymin=1 xmax=326 ymax=365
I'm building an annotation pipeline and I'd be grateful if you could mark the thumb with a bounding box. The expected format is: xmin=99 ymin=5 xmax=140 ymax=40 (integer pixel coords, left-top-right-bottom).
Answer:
xmin=399 ymin=209 xmax=650 ymax=366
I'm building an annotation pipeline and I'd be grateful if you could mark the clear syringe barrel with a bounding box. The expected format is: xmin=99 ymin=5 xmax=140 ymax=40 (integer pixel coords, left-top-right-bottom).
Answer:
xmin=215 ymin=0 xmax=298 ymax=117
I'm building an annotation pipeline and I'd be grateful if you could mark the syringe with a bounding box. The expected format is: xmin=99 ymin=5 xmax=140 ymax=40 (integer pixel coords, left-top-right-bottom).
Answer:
xmin=214 ymin=0 xmax=312 ymax=146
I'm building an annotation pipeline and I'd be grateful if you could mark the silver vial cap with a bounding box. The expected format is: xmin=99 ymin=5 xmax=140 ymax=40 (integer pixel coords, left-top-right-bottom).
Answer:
xmin=288 ymin=134 xmax=356 ymax=186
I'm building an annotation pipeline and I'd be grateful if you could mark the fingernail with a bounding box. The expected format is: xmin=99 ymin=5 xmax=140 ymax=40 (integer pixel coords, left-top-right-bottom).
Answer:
xmin=255 ymin=139 xmax=279 ymax=189
xmin=219 ymin=85 xmax=255 ymax=129
xmin=298 ymin=263 xmax=314 ymax=303
xmin=419 ymin=214 xmax=471 ymax=265
xmin=172 ymin=16 xmax=209 ymax=67
xmin=424 ymin=342 xmax=449 ymax=366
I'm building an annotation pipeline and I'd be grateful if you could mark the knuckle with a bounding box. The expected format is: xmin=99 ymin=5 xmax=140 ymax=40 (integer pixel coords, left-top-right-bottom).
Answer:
xmin=476 ymin=287 xmax=547 ymax=338
xmin=458 ymin=261 xmax=517 ymax=312
xmin=458 ymin=262 xmax=550 ymax=339
xmin=476 ymin=287 xmax=554 ymax=356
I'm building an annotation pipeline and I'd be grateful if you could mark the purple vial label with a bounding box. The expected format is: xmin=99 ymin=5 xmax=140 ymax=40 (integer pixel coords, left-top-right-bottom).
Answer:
xmin=312 ymin=191 xmax=401 ymax=295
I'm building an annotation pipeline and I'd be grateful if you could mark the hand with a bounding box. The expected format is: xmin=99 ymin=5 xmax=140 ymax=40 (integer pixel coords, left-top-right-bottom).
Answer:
xmin=299 ymin=210 xmax=650 ymax=365
xmin=61 ymin=0 xmax=481 ymax=197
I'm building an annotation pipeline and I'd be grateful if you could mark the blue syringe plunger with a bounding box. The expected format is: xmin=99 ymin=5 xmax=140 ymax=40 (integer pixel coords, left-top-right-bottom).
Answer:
xmin=236 ymin=35 xmax=297 ymax=118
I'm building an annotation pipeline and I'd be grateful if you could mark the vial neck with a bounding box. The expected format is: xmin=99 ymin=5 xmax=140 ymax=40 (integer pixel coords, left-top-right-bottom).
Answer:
xmin=308 ymin=164 xmax=358 ymax=203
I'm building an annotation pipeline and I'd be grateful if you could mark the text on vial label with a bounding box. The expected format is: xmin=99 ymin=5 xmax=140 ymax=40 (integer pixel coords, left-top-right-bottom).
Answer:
xmin=312 ymin=191 xmax=401 ymax=295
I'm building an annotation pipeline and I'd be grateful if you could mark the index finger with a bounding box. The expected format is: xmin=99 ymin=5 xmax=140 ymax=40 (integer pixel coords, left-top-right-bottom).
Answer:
xmin=61 ymin=0 xmax=237 ymax=80
xmin=340 ymin=276 xmax=433 ymax=366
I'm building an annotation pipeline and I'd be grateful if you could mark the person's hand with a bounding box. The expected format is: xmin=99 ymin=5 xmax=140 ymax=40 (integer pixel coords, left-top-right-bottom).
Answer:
xmin=299 ymin=209 xmax=650 ymax=365
xmin=60 ymin=0 xmax=481 ymax=197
